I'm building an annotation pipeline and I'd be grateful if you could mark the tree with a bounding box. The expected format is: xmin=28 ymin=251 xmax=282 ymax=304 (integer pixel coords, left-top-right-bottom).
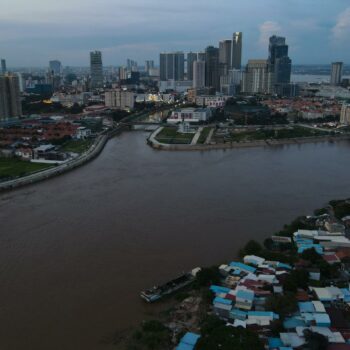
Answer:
xmin=194 ymin=266 xmax=221 ymax=288
xmin=239 ymin=240 xmax=262 ymax=258
xmin=300 ymin=248 xmax=322 ymax=264
xmin=128 ymin=320 xmax=171 ymax=350
xmin=265 ymin=292 xmax=297 ymax=319
xmin=283 ymin=269 xmax=309 ymax=292
xmin=195 ymin=316 xmax=263 ymax=350
xmin=303 ymin=329 xmax=328 ymax=350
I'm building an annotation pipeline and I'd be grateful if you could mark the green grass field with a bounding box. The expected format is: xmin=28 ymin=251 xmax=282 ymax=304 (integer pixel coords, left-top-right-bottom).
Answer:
xmin=155 ymin=127 xmax=194 ymax=144
xmin=61 ymin=139 xmax=93 ymax=154
xmin=0 ymin=158 xmax=53 ymax=180
xmin=197 ymin=127 xmax=212 ymax=144
xmin=216 ymin=126 xmax=330 ymax=142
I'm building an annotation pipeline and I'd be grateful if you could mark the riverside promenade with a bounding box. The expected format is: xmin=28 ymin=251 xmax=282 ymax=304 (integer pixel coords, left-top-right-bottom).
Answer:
xmin=0 ymin=133 xmax=110 ymax=192
xmin=148 ymin=127 xmax=350 ymax=151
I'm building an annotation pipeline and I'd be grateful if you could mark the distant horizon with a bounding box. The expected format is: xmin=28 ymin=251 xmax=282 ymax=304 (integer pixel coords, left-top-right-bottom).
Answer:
xmin=1 ymin=0 xmax=350 ymax=66
xmin=4 ymin=63 xmax=350 ymax=70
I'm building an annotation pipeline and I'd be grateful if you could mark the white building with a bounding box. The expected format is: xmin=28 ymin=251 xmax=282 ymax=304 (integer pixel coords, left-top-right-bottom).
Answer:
xmin=195 ymin=95 xmax=229 ymax=108
xmin=167 ymin=108 xmax=212 ymax=123
xmin=105 ymin=89 xmax=135 ymax=110
xmin=75 ymin=127 xmax=91 ymax=140
xmin=340 ymin=104 xmax=350 ymax=125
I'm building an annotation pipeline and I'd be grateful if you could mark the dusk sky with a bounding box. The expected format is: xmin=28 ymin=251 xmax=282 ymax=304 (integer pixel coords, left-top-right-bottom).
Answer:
xmin=1 ymin=0 xmax=350 ymax=67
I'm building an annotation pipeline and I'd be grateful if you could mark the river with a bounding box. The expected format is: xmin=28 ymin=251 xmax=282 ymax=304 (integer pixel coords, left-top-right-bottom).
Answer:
xmin=1 ymin=132 xmax=350 ymax=349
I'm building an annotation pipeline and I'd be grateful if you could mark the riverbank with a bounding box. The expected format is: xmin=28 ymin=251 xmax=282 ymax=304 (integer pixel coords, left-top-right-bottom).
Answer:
xmin=0 ymin=132 xmax=110 ymax=192
xmin=148 ymin=131 xmax=350 ymax=151
xmin=128 ymin=198 xmax=350 ymax=350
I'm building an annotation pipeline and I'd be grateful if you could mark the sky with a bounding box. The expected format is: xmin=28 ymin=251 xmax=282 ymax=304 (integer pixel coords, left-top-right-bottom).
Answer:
xmin=1 ymin=0 xmax=350 ymax=67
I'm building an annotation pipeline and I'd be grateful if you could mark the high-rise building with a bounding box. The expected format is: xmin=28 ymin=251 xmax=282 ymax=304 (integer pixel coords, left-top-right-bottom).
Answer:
xmin=145 ymin=60 xmax=154 ymax=74
xmin=198 ymin=52 xmax=206 ymax=62
xmin=220 ymin=69 xmax=242 ymax=95
xmin=0 ymin=74 xmax=22 ymax=120
xmin=231 ymin=32 xmax=242 ymax=70
xmin=127 ymin=59 xmax=138 ymax=71
xmin=193 ymin=60 xmax=206 ymax=88
xmin=219 ymin=40 xmax=232 ymax=68
xmin=1 ymin=59 xmax=6 ymax=75
xmin=187 ymin=52 xmax=198 ymax=81
xmin=105 ymin=89 xmax=135 ymax=110
xmin=340 ymin=104 xmax=350 ymax=125
xmin=242 ymin=60 xmax=273 ymax=94
xmin=330 ymin=62 xmax=343 ymax=86
xmin=118 ymin=66 xmax=129 ymax=81
xmin=205 ymin=46 xmax=220 ymax=91
xmin=90 ymin=51 xmax=103 ymax=89
xmin=268 ymin=35 xmax=292 ymax=87
xmin=49 ymin=60 xmax=62 ymax=75
xmin=159 ymin=52 xmax=185 ymax=81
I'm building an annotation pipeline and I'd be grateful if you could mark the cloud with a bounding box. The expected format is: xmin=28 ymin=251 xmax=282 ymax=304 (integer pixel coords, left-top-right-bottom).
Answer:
xmin=259 ymin=21 xmax=281 ymax=47
xmin=332 ymin=7 xmax=350 ymax=41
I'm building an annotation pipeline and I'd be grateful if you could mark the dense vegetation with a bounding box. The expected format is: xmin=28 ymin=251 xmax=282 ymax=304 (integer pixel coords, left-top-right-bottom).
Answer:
xmin=195 ymin=315 xmax=264 ymax=350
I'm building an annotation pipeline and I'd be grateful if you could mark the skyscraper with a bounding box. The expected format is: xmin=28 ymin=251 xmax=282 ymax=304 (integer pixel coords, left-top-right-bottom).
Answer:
xmin=268 ymin=35 xmax=292 ymax=86
xmin=187 ymin=52 xmax=198 ymax=81
xmin=159 ymin=52 xmax=185 ymax=81
xmin=205 ymin=46 xmax=220 ymax=91
xmin=330 ymin=62 xmax=343 ymax=86
xmin=49 ymin=60 xmax=62 ymax=75
xmin=145 ymin=60 xmax=154 ymax=74
xmin=0 ymin=74 xmax=22 ymax=120
xmin=193 ymin=60 xmax=206 ymax=88
xmin=90 ymin=51 xmax=103 ymax=89
xmin=242 ymin=60 xmax=273 ymax=94
xmin=1 ymin=59 xmax=6 ymax=75
xmin=198 ymin=52 xmax=206 ymax=62
xmin=219 ymin=40 xmax=232 ymax=77
xmin=231 ymin=32 xmax=242 ymax=70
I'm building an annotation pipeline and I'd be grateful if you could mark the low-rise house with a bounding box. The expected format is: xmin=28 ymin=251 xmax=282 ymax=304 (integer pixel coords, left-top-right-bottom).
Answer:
xmin=310 ymin=286 xmax=344 ymax=302
xmin=243 ymin=255 xmax=265 ymax=266
xmin=75 ymin=127 xmax=91 ymax=140
xmin=229 ymin=262 xmax=256 ymax=274
xmin=235 ymin=289 xmax=255 ymax=310
xmin=176 ymin=332 xmax=200 ymax=350
xmin=33 ymin=144 xmax=56 ymax=159
xmin=15 ymin=147 xmax=33 ymax=160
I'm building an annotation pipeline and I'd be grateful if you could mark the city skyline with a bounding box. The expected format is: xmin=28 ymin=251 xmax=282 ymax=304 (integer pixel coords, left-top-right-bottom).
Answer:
xmin=1 ymin=0 xmax=350 ymax=66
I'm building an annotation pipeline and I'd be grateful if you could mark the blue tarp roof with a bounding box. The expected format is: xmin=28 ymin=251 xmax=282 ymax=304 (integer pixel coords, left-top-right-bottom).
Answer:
xmin=248 ymin=311 xmax=279 ymax=319
xmin=176 ymin=343 xmax=193 ymax=350
xmin=236 ymin=289 xmax=254 ymax=301
xmin=298 ymin=244 xmax=323 ymax=254
xmin=176 ymin=332 xmax=200 ymax=350
xmin=268 ymin=337 xmax=283 ymax=349
xmin=298 ymin=301 xmax=315 ymax=313
xmin=283 ymin=317 xmax=306 ymax=329
xmin=230 ymin=308 xmax=247 ymax=317
xmin=213 ymin=297 xmax=232 ymax=305
xmin=180 ymin=333 xmax=201 ymax=346
xmin=341 ymin=288 xmax=350 ymax=302
xmin=229 ymin=261 xmax=256 ymax=273
xmin=314 ymin=313 xmax=331 ymax=325
xmin=277 ymin=262 xmax=292 ymax=270
xmin=210 ymin=285 xmax=231 ymax=294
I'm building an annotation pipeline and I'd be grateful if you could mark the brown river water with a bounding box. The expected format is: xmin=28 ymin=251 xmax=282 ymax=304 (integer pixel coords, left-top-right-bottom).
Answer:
xmin=1 ymin=131 xmax=350 ymax=349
